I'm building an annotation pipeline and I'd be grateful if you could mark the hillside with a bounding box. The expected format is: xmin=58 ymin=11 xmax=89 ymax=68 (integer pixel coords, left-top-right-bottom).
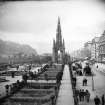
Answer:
xmin=0 ymin=39 xmax=37 ymax=57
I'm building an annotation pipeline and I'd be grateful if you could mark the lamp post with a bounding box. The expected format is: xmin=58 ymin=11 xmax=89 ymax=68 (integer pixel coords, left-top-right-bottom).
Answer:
xmin=8 ymin=56 xmax=11 ymax=65
xmin=92 ymin=71 xmax=94 ymax=91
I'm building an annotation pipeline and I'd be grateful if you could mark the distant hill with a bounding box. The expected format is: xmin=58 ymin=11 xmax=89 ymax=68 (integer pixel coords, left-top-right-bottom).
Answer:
xmin=0 ymin=39 xmax=37 ymax=58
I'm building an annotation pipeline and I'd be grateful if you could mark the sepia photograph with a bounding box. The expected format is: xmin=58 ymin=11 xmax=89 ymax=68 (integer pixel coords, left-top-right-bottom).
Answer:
xmin=0 ymin=0 xmax=105 ymax=105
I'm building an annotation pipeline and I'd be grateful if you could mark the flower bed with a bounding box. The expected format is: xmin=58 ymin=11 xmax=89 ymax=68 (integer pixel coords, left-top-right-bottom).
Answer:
xmin=26 ymin=82 xmax=57 ymax=89
xmin=10 ymin=92 xmax=54 ymax=102
xmin=2 ymin=100 xmax=51 ymax=105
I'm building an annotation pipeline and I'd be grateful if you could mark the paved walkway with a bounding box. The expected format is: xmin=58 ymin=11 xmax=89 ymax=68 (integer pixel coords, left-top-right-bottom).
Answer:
xmin=56 ymin=65 xmax=74 ymax=105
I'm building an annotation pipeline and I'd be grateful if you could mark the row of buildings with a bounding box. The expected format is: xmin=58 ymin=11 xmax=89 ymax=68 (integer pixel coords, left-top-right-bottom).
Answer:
xmin=84 ymin=30 xmax=105 ymax=62
xmin=71 ymin=30 xmax=105 ymax=63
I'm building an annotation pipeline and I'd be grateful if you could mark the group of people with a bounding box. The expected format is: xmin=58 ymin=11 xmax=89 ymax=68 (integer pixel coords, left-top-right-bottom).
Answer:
xmin=72 ymin=64 xmax=83 ymax=76
xmin=74 ymin=89 xmax=90 ymax=103
xmin=71 ymin=62 xmax=91 ymax=105
xmin=76 ymin=70 xmax=83 ymax=76
xmin=5 ymin=80 xmax=25 ymax=96
xmin=72 ymin=62 xmax=92 ymax=76
xmin=72 ymin=61 xmax=105 ymax=105
xmin=94 ymin=95 xmax=105 ymax=105
xmin=83 ymin=64 xmax=92 ymax=76
xmin=75 ymin=90 xmax=105 ymax=105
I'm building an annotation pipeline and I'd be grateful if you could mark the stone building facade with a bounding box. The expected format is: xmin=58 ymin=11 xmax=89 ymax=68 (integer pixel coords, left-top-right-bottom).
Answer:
xmin=98 ymin=31 xmax=105 ymax=62
xmin=91 ymin=37 xmax=99 ymax=61
xmin=84 ymin=41 xmax=92 ymax=51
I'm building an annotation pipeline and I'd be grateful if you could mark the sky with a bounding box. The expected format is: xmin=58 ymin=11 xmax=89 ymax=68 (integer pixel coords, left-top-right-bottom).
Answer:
xmin=0 ymin=0 xmax=105 ymax=54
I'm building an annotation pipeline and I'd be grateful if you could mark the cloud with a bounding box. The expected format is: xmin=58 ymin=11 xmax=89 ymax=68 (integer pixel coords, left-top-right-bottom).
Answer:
xmin=0 ymin=1 xmax=105 ymax=54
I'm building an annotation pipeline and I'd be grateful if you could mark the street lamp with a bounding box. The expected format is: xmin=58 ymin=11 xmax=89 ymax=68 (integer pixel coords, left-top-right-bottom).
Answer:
xmin=8 ymin=56 xmax=11 ymax=65
xmin=92 ymin=71 xmax=94 ymax=91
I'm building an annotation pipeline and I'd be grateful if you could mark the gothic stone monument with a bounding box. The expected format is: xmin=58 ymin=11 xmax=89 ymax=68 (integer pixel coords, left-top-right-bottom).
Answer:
xmin=52 ymin=18 xmax=65 ymax=64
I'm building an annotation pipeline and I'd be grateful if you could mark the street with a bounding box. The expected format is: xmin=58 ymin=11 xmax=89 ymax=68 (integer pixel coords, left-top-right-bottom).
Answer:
xmin=76 ymin=62 xmax=105 ymax=105
xmin=0 ymin=76 xmax=22 ymax=98
xmin=92 ymin=64 xmax=105 ymax=96
xmin=0 ymin=66 xmax=41 ymax=99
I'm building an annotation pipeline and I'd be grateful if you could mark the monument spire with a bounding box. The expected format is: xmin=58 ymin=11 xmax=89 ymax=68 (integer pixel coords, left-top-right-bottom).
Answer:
xmin=63 ymin=38 xmax=65 ymax=48
xmin=53 ymin=39 xmax=56 ymax=48
xmin=52 ymin=17 xmax=65 ymax=64
xmin=56 ymin=17 xmax=62 ymax=47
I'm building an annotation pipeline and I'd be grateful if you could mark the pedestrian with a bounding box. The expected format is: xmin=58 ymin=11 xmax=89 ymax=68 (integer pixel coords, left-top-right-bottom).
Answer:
xmin=72 ymin=80 xmax=76 ymax=89
xmin=74 ymin=96 xmax=79 ymax=105
xmin=83 ymin=77 xmax=87 ymax=86
xmin=83 ymin=79 xmax=84 ymax=86
xmin=11 ymin=71 xmax=15 ymax=78
xmin=96 ymin=65 xmax=98 ymax=69
xmin=75 ymin=89 xmax=79 ymax=97
xmin=85 ymin=90 xmax=90 ymax=102
xmin=16 ymin=65 xmax=19 ymax=70
xmin=79 ymin=70 xmax=83 ymax=76
xmin=79 ymin=89 xmax=81 ymax=101
xmin=5 ymin=84 xmax=9 ymax=96
xmin=10 ymin=84 xmax=14 ymax=94
xmin=51 ymin=96 xmax=55 ymax=105
xmin=94 ymin=95 xmax=101 ymax=105
xmin=79 ymin=89 xmax=82 ymax=101
xmin=81 ymin=89 xmax=85 ymax=101
xmin=102 ymin=94 xmax=104 ymax=105
xmin=22 ymin=73 xmax=28 ymax=84
xmin=72 ymin=76 xmax=77 ymax=88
